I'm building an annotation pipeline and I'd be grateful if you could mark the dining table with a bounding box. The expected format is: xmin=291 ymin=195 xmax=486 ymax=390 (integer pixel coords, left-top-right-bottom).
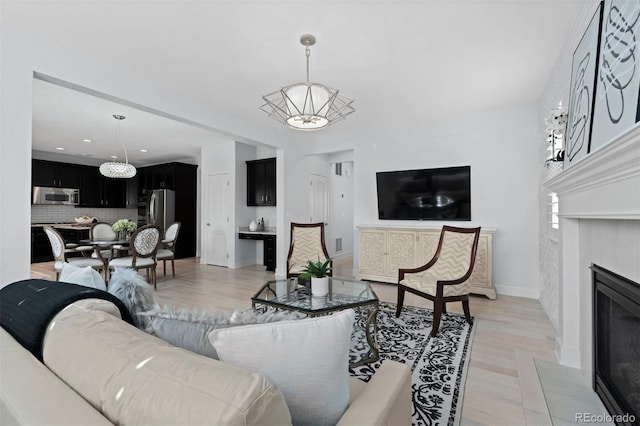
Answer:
xmin=78 ymin=238 xmax=130 ymax=268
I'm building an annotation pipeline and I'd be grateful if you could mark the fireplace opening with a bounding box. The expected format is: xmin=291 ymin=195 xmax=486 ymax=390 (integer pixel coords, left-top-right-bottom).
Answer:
xmin=592 ymin=264 xmax=640 ymax=426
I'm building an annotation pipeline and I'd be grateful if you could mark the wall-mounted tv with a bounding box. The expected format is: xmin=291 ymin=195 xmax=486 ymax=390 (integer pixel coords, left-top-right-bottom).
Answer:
xmin=376 ymin=166 xmax=471 ymax=220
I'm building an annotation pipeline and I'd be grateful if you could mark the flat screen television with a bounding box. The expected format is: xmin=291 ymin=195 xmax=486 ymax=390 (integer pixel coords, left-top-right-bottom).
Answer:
xmin=376 ymin=166 xmax=471 ymax=220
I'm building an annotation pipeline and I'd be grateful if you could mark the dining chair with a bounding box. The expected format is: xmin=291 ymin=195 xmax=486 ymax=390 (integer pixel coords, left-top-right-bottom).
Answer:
xmin=89 ymin=222 xmax=119 ymax=261
xmin=396 ymin=226 xmax=481 ymax=337
xmin=43 ymin=226 xmax=106 ymax=281
xmin=108 ymin=224 xmax=161 ymax=289
xmin=286 ymin=222 xmax=331 ymax=278
xmin=156 ymin=222 xmax=181 ymax=278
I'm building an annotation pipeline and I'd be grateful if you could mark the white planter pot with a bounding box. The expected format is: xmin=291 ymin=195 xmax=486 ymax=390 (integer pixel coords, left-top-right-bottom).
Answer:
xmin=311 ymin=276 xmax=329 ymax=296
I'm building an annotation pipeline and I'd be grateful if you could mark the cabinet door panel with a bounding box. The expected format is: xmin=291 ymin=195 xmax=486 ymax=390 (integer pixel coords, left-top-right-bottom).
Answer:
xmin=416 ymin=231 xmax=440 ymax=266
xmin=264 ymin=160 xmax=276 ymax=205
xmin=57 ymin=164 xmax=80 ymax=188
xmin=79 ymin=167 xmax=102 ymax=207
xmin=359 ymin=230 xmax=386 ymax=276
xmin=32 ymin=160 xmax=57 ymax=187
xmin=469 ymin=234 xmax=490 ymax=287
xmin=386 ymin=231 xmax=416 ymax=278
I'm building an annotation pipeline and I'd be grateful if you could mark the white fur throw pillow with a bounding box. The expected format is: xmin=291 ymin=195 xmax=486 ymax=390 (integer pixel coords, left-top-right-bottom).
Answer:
xmin=107 ymin=268 xmax=155 ymax=329
xmin=140 ymin=305 xmax=303 ymax=359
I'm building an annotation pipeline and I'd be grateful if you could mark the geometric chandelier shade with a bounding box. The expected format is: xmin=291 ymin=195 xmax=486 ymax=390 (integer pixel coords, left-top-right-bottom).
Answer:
xmin=99 ymin=114 xmax=137 ymax=179
xmin=260 ymin=34 xmax=355 ymax=131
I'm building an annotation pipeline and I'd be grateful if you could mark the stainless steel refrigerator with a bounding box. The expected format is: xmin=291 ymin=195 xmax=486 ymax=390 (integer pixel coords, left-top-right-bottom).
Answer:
xmin=146 ymin=189 xmax=176 ymax=234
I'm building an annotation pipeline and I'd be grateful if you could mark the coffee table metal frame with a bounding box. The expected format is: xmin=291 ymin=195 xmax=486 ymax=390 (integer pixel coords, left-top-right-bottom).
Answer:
xmin=251 ymin=277 xmax=379 ymax=368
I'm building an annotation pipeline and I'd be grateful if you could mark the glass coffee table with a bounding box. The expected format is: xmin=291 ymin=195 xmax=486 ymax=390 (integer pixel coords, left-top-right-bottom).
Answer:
xmin=252 ymin=277 xmax=379 ymax=368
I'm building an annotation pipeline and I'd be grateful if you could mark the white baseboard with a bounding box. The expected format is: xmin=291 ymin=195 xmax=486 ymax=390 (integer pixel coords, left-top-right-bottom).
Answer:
xmin=331 ymin=250 xmax=353 ymax=261
xmin=494 ymin=284 xmax=540 ymax=299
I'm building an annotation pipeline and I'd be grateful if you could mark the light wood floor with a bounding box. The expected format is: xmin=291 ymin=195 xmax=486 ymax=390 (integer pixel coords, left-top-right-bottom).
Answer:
xmin=31 ymin=256 xmax=558 ymax=426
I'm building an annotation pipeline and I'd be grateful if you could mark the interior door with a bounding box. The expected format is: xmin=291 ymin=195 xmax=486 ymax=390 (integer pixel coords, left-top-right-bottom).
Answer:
xmin=309 ymin=173 xmax=327 ymax=224
xmin=206 ymin=173 xmax=230 ymax=267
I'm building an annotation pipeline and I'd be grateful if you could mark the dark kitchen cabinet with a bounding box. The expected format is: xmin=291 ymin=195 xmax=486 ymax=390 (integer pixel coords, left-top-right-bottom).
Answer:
xmin=137 ymin=162 xmax=198 ymax=259
xmin=264 ymin=235 xmax=276 ymax=271
xmin=78 ymin=166 xmax=127 ymax=208
xmin=31 ymin=226 xmax=53 ymax=263
xmin=246 ymin=157 xmax=276 ymax=206
xmin=152 ymin=164 xmax=175 ymax=189
xmin=238 ymin=232 xmax=276 ymax=272
xmin=32 ymin=160 xmax=80 ymax=188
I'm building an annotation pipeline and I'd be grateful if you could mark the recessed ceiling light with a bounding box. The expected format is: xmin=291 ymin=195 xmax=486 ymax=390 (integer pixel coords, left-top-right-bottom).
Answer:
xmin=82 ymin=139 xmax=92 ymax=143
xmin=110 ymin=155 xmax=118 ymax=159
xmin=55 ymin=147 xmax=65 ymax=151
xmin=140 ymin=149 xmax=148 ymax=153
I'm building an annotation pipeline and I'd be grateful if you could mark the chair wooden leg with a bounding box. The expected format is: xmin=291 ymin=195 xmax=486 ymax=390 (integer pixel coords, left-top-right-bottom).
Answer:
xmin=152 ymin=267 xmax=157 ymax=290
xmin=462 ymin=298 xmax=472 ymax=324
xmin=171 ymin=259 xmax=175 ymax=278
xmin=395 ymin=285 xmax=405 ymax=317
xmin=163 ymin=260 xmax=166 ymax=276
xmin=442 ymin=303 xmax=447 ymax=314
xmin=431 ymin=299 xmax=445 ymax=337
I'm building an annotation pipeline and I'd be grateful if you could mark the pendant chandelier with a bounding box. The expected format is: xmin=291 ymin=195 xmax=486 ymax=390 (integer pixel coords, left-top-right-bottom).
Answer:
xmin=99 ymin=114 xmax=137 ymax=178
xmin=260 ymin=34 xmax=355 ymax=131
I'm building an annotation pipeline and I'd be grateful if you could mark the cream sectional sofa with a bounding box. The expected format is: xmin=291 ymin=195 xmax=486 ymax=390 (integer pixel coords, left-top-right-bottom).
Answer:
xmin=0 ymin=299 xmax=412 ymax=425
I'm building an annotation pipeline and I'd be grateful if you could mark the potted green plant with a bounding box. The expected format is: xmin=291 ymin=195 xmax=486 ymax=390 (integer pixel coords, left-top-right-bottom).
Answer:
xmin=300 ymin=257 xmax=332 ymax=296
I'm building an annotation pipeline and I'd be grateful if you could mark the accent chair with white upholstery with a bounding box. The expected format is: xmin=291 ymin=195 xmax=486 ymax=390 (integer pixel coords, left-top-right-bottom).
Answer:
xmin=157 ymin=222 xmax=181 ymax=277
xmin=89 ymin=222 xmax=119 ymax=261
xmin=43 ymin=226 xmax=106 ymax=281
xmin=108 ymin=224 xmax=161 ymax=289
xmin=286 ymin=222 xmax=331 ymax=278
xmin=396 ymin=225 xmax=481 ymax=337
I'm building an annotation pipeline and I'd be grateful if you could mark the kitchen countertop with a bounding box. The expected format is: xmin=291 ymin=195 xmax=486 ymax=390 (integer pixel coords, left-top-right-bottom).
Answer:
xmin=237 ymin=227 xmax=276 ymax=236
xmin=31 ymin=223 xmax=93 ymax=230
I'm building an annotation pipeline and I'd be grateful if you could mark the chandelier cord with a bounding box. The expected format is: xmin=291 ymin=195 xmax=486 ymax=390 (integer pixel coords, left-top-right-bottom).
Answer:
xmin=305 ymin=46 xmax=311 ymax=83
xmin=113 ymin=114 xmax=129 ymax=165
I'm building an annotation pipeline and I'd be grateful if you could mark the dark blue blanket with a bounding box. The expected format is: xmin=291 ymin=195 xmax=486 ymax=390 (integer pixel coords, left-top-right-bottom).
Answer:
xmin=0 ymin=279 xmax=133 ymax=361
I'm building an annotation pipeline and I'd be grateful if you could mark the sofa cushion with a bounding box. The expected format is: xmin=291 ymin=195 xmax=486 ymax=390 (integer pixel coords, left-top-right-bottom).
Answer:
xmin=209 ymin=309 xmax=355 ymax=426
xmin=60 ymin=263 xmax=106 ymax=291
xmin=141 ymin=305 xmax=303 ymax=359
xmin=43 ymin=307 xmax=291 ymax=426
xmin=107 ymin=267 xmax=155 ymax=329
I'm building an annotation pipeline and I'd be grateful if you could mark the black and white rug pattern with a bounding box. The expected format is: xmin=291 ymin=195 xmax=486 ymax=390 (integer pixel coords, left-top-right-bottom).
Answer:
xmin=349 ymin=302 xmax=475 ymax=426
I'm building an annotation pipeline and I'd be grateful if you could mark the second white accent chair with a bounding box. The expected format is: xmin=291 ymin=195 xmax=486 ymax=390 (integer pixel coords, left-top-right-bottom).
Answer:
xmin=43 ymin=226 xmax=105 ymax=281
xmin=156 ymin=222 xmax=181 ymax=278
xmin=108 ymin=224 xmax=161 ymax=289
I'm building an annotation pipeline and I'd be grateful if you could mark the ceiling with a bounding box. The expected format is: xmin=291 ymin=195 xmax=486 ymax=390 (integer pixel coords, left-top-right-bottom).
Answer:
xmin=24 ymin=0 xmax=582 ymax=165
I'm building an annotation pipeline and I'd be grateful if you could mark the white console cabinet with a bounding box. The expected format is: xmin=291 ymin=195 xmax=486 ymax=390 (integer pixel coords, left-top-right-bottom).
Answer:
xmin=357 ymin=225 xmax=495 ymax=299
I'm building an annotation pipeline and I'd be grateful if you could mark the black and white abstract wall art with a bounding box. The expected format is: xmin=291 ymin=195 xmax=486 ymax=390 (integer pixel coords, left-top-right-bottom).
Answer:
xmin=565 ymin=2 xmax=604 ymax=169
xmin=591 ymin=0 xmax=640 ymax=153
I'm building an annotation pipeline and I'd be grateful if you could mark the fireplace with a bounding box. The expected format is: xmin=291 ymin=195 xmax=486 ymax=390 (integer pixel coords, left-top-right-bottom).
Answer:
xmin=592 ymin=264 xmax=640 ymax=425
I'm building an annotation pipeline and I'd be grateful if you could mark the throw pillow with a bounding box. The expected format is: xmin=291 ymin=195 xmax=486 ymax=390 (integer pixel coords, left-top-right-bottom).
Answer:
xmin=141 ymin=305 xmax=303 ymax=359
xmin=107 ymin=267 xmax=155 ymax=329
xmin=59 ymin=263 xmax=106 ymax=291
xmin=208 ymin=309 xmax=355 ymax=426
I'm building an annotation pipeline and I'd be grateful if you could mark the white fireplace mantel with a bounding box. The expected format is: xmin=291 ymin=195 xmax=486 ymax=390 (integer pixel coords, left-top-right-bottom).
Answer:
xmin=544 ymin=125 xmax=640 ymax=369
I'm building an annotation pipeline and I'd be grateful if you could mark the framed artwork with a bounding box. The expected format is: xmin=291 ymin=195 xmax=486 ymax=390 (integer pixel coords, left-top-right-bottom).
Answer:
xmin=565 ymin=2 xmax=604 ymax=169
xmin=591 ymin=0 xmax=640 ymax=152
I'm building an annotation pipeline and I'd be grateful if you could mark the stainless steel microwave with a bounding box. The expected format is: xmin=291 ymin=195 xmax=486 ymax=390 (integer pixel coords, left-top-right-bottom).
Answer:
xmin=32 ymin=186 xmax=80 ymax=205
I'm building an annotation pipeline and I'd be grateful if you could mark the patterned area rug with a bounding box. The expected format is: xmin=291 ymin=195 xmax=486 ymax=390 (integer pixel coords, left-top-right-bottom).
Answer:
xmin=349 ymin=302 xmax=475 ymax=426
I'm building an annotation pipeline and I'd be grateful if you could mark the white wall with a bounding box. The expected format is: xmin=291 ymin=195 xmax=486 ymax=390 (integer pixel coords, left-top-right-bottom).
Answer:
xmin=309 ymin=103 xmax=542 ymax=296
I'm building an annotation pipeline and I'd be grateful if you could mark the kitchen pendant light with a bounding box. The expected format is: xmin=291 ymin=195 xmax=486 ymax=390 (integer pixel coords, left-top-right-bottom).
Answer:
xmin=260 ymin=34 xmax=355 ymax=131
xmin=100 ymin=114 xmax=136 ymax=179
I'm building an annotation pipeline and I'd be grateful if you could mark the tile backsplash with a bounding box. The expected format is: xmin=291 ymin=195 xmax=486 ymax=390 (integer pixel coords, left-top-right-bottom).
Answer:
xmin=31 ymin=205 xmax=137 ymax=224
